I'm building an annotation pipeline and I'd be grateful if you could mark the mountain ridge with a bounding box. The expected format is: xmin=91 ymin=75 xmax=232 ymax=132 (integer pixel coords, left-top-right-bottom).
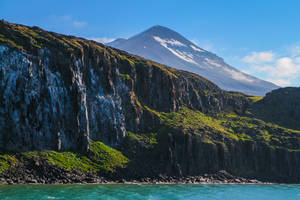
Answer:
xmin=108 ymin=25 xmax=279 ymax=96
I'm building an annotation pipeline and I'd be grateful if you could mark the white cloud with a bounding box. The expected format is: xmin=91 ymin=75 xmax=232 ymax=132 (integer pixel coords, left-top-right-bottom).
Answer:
xmin=274 ymin=57 xmax=300 ymax=77
xmin=89 ymin=37 xmax=115 ymax=44
xmin=242 ymin=49 xmax=300 ymax=86
xmin=242 ymin=51 xmax=275 ymax=64
xmin=266 ymin=78 xmax=291 ymax=86
xmin=252 ymin=57 xmax=300 ymax=78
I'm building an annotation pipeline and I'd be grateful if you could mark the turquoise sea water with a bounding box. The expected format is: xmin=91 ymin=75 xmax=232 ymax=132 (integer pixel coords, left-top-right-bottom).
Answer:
xmin=0 ymin=184 xmax=299 ymax=200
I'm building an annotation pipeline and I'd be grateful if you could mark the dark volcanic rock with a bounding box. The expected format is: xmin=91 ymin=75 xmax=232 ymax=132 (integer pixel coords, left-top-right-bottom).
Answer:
xmin=159 ymin=131 xmax=300 ymax=182
xmin=252 ymin=87 xmax=300 ymax=130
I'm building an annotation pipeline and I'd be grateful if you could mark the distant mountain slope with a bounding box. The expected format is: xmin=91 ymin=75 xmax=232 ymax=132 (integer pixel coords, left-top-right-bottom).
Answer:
xmin=108 ymin=25 xmax=279 ymax=96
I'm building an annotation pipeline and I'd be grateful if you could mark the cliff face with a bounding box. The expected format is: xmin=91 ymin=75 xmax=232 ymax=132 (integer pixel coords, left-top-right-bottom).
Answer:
xmin=252 ymin=87 xmax=300 ymax=130
xmin=119 ymin=107 xmax=300 ymax=182
xmin=160 ymin=131 xmax=300 ymax=182
xmin=1 ymin=21 xmax=300 ymax=182
xmin=0 ymin=21 xmax=248 ymax=152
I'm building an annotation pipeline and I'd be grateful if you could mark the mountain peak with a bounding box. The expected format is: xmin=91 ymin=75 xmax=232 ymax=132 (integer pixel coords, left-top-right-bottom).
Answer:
xmin=108 ymin=26 xmax=279 ymax=95
xmin=146 ymin=25 xmax=173 ymax=33
xmin=136 ymin=25 xmax=189 ymax=42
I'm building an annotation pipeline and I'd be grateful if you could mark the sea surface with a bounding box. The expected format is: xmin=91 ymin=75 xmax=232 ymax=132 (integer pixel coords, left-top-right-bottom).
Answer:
xmin=0 ymin=184 xmax=299 ymax=200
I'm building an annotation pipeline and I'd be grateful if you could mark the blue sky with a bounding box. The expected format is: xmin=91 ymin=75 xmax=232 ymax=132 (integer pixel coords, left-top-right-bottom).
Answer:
xmin=1 ymin=0 xmax=300 ymax=86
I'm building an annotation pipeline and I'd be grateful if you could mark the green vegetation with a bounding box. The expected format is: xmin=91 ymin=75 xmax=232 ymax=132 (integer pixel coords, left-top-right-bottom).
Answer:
xmin=152 ymin=62 xmax=178 ymax=78
xmin=248 ymin=96 xmax=264 ymax=102
xmin=221 ymin=114 xmax=300 ymax=149
xmin=141 ymin=105 xmax=300 ymax=149
xmin=89 ymin=141 xmax=129 ymax=172
xmin=127 ymin=131 xmax=158 ymax=145
xmin=144 ymin=105 xmax=163 ymax=118
xmin=0 ymin=141 xmax=129 ymax=175
xmin=118 ymin=54 xmax=135 ymax=67
xmin=120 ymin=73 xmax=132 ymax=80
xmin=0 ymin=154 xmax=18 ymax=174
xmin=131 ymin=91 xmax=142 ymax=108
xmin=162 ymin=107 xmax=227 ymax=133
xmin=0 ymin=21 xmax=90 ymax=53
xmin=22 ymin=151 xmax=96 ymax=172
xmin=159 ymin=107 xmax=239 ymax=141
xmin=0 ymin=36 xmax=23 ymax=50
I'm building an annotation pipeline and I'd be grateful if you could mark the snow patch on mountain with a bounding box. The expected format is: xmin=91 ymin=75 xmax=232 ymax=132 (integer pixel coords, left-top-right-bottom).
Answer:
xmin=153 ymin=36 xmax=186 ymax=47
xmin=153 ymin=36 xmax=198 ymax=65
xmin=190 ymin=45 xmax=205 ymax=52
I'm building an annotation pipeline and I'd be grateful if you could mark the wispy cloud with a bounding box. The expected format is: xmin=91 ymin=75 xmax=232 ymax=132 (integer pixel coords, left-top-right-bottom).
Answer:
xmin=88 ymin=37 xmax=115 ymax=44
xmin=242 ymin=51 xmax=275 ymax=64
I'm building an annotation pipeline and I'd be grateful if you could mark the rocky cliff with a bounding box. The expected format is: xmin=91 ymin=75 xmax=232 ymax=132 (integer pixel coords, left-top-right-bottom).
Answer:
xmin=0 ymin=20 xmax=300 ymax=183
xmin=0 ymin=20 xmax=249 ymax=152
xmin=251 ymin=87 xmax=300 ymax=131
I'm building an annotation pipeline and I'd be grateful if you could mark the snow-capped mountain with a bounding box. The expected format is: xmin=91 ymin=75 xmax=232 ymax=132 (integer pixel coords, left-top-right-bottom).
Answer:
xmin=107 ymin=25 xmax=279 ymax=96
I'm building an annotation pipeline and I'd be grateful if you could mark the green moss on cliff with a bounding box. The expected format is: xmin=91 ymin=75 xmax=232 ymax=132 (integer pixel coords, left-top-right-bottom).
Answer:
xmin=143 ymin=106 xmax=300 ymax=150
xmin=152 ymin=62 xmax=178 ymax=78
xmin=248 ymin=96 xmax=264 ymax=102
xmin=22 ymin=151 xmax=95 ymax=172
xmin=127 ymin=131 xmax=158 ymax=145
xmin=144 ymin=105 xmax=163 ymax=118
xmin=160 ymin=107 xmax=239 ymax=141
xmin=120 ymin=73 xmax=132 ymax=80
xmin=89 ymin=141 xmax=129 ymax=172
xmin=0 ymin=35 xmax=23 ymax=50
xmin=220 ymin=113 xmax=300 ymax=149
xmin=0 ymin=154 xmax=18 ymax=174
xmin=162 ymin=107 xmax=226 ymax=132
xmin=0 ymin=141 xmax=129 ymax=174
xmin=118 ymin=54 xmax=135 ymax=67
xmin=131 ymin=92 xmax=142 ymax=108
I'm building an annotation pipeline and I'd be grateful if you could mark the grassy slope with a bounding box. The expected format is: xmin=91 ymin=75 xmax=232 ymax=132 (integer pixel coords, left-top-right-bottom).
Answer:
xmin=138 ymin=106 xmax=300 ymax=151
xmin=0 ymin=20 xmax=178 ymax=79
xmin=0 ymin=141 xmax=129 ymax=175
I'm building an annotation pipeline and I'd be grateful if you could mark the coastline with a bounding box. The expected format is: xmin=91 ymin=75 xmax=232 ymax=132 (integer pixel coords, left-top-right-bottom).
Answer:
xmin=0 ymin=170 xmax=285 ymax=185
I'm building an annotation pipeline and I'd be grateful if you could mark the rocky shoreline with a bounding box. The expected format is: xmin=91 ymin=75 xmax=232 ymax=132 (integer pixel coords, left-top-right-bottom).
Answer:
xmin=0 ymin=170 xmax=278 ymax=185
